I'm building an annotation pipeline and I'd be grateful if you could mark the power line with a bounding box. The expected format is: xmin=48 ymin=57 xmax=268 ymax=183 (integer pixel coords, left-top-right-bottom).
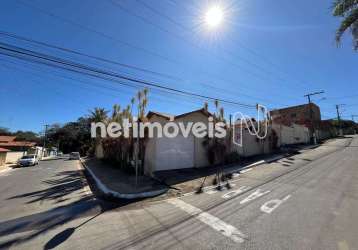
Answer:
xmin=0 ymin=30 xmax=181 ymax=82
xmin=0 ymin=42 xmax=257 ymax=109
xmin=15 ymin=0 xmax=301 ymax=105
xmin=0 ymin=30 xmax=286 ymax=107
xmin=1 ymin=59 xmax=213 ymax=112
xmin=0 ymin=56 xmax=227 ymax=111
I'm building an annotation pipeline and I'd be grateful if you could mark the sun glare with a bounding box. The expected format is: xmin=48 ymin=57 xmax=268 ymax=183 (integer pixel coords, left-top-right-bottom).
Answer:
xmin=205 ymin=5 xmax=224 ymax=28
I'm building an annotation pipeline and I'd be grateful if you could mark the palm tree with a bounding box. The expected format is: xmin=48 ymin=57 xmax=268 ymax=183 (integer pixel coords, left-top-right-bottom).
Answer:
xmin=203 ymin=102 xmax=209 ymax=112
xmin=214 ymin=99 xmax=219 ymax=121
xmin=143 ymin=88 xmax=149 ymax=99
xmin=130 ymin=97 xmax=135 ymax=114
xmin=219 ymin=107 xmax=225 ymax=122
xmin=137 ymin=91 xmax=143 ymax=119
xmin=141 ymin=96 xmax=148 ymax=119
xmin=89 ymin=107 xmax=108 ymax=123
xmin=111 ymin=104 xmax=121 ymax=121
xmin=333 ymin=0 xmax=358 ymax=50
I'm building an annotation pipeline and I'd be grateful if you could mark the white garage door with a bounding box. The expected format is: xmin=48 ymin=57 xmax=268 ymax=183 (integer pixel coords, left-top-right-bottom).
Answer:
xmin=155 ymin=135 xmax=195 ymax=171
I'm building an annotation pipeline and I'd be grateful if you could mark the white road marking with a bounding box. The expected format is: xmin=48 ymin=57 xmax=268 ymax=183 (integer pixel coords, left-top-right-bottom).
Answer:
xmin=260 ymin=195 xmax=291 ymax=214
xmin=222 ymin=186 xmax=251 ymax=199
xmin=240 ymin=189 xmax=271 ymax=204
xmin=168 ymin=199 xmax=246 ymax=243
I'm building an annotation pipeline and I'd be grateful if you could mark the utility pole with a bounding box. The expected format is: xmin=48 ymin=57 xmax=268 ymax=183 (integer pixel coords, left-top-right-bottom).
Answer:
xmin=42 ymin=124 xmax=49 ymax=160
xmin=335 ymin=104 xmax=345 ymax=136
xmin=304 ymin=91 xmax=324 ymax=144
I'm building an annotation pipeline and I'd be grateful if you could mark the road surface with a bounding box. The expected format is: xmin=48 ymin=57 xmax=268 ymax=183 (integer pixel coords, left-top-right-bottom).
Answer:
xmin=0 ymin=136 xmax=357 ymax=249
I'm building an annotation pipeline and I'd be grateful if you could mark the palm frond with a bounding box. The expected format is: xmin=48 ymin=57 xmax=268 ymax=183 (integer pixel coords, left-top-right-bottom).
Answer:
xmin=336 ymin=7 xmax=358 ymax=43
xmin=333 ymin=0 xmax=358 ymax=16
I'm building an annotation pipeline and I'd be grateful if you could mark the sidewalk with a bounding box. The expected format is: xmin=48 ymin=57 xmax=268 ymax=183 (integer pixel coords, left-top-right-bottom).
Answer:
xmin=0 ymin=163 xmax=17 ymax=172
xmin=81 ymin=158 xmax=168 ymax=199
xmin=80 ymin=137 xmax=351 ymax=201
xmin=153 ymin=142 xmax=331 ymax=197
xmin=154 ymin=152 xmax=288 ymax=197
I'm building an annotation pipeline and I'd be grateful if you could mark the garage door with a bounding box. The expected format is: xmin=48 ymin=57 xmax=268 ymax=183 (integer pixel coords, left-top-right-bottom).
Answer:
xmin=155 ymin=134 xmax=195 ymax=171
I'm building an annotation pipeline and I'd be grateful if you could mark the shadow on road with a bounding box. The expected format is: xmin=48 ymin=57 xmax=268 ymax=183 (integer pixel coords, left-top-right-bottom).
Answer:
xmin=7 ymin=170 xmax=87 ymax=204
xmin=0 ymin=169 xmax=124 ymax=249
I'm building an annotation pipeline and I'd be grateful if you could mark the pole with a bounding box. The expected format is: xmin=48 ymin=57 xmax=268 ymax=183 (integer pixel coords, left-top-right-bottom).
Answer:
xmin=135 ymin=108 xmax=140 ymax=189
xmin=229 ymin=114 xmax=232 ymax=153
xmin=336 ymin=105 xmax=342 ymax=136
xmin=42 ymin=124 xmax=49 ymax=160
xmin=304 ymin=91 xmax=324 ymax=144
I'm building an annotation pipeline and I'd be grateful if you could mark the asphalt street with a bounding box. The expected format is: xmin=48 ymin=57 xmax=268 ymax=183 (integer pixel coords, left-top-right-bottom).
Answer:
xmin=0 ymin=136 xmax=357 ymax=250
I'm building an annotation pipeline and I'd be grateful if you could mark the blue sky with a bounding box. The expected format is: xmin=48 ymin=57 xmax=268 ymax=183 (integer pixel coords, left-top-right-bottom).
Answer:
xmin=0 ymin=0 xmax=356 ymax=133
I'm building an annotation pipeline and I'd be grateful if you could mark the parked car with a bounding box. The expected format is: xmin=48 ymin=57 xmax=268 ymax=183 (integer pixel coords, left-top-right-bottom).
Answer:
xmin=17 ymin=155 xmax=39 ymax=167
xmin=69 ymin=152 xmax=80 ymax=160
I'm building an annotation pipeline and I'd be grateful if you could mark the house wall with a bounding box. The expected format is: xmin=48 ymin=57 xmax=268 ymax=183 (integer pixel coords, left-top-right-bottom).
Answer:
xmin=144 ymin=112 xmax=210 ymax=175
xmin=232 ymin=126 xmax=273 ymax=157
xmin=144 ymin=136 xmax=156 ymax=175
xmin=272 ymin=123 xmax=310 ymax=145
xmin=5 ymin=151 xmax=26 ymax=163
xmin=28 ymin=147 xmax=45 ymax=158
xmin=176 ymin=112 xmax=209 ymax=168
xmin=270 ymin=104 xmax=321 ymax=129
xmin=0 ymin=152 xmax=6 ymax=166
xmin=317 ymin=129 xmax=335 ymax=140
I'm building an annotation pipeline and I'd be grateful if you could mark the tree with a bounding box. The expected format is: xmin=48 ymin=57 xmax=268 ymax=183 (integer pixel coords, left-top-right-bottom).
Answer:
xmin=111 ymin=104 xmax=121 ymax=122
xmin=203 ymin=102 xmax=208 ymax=112
xmin=14 ymin=131 xmax=41 ymax=143
xmin=0 ymin=127 xmax=41 ymax=143
xmin=46 ymin=118 xmax=92 ymax=155
xmin=333 ymin=0 xmax=358 ymax=50
xmin=130 ymin=97 xmax=135 ymax=119
xmin=0 ymin=127 xmax=10 ymax=135
xmin=89 ymin=107 xmax=109 ymax=123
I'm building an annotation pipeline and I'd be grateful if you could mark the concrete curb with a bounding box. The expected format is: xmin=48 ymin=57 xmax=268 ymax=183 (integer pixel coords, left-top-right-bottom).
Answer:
xmin=234 ymin=154 xmax=287 ymax=173
xmin=79 ymin=159 xmax=168 ymax=199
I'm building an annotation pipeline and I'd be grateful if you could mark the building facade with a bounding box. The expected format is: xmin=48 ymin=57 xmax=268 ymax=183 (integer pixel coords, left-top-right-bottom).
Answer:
xmin=270 ymin=103 xmax=321 ymax=128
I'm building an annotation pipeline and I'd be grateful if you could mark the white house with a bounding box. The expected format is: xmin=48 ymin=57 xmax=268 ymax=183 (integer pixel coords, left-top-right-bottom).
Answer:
xmin=144 ymin=108 xmax=211 ymax=176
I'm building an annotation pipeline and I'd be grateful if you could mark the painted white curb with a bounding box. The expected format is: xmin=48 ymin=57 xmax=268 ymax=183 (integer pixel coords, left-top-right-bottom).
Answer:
xmin=80 ymin=159 xmax=168 ymax=199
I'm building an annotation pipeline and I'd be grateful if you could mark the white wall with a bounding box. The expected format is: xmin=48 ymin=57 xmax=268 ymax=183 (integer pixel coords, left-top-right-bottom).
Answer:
xmin=5 ymin=151 xmax=26 ymax=163
xmin=144 ymin=112 xmax=210 ymax=175
xmin=232 ymin=127 xmax=272 ymax=157
xmin=272 ymin=123 xmax=309 ymax=146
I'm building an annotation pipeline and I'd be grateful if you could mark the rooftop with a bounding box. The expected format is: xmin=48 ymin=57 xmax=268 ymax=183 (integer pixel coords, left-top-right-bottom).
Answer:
xmin=0 ymin=147 xmax=10 ymax=152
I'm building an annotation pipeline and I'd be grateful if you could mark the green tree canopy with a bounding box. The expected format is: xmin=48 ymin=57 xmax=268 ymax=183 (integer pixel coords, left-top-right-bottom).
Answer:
xmin=333 ymin=0 xmax=358 ymax=50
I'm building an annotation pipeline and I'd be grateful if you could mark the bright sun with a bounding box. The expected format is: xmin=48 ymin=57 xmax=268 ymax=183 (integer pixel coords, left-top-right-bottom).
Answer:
xmin=205 ymin=6 xmax=224 ymax=28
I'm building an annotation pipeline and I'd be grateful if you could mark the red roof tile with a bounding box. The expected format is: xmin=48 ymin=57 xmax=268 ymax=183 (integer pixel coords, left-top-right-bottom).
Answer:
xmin=0 ymin=141 xmax=36 ymax=147
xmin=0 ymin=136 xmax=16 ymax=143
xmin=0 ymin=147 xmax=10 ymax=152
